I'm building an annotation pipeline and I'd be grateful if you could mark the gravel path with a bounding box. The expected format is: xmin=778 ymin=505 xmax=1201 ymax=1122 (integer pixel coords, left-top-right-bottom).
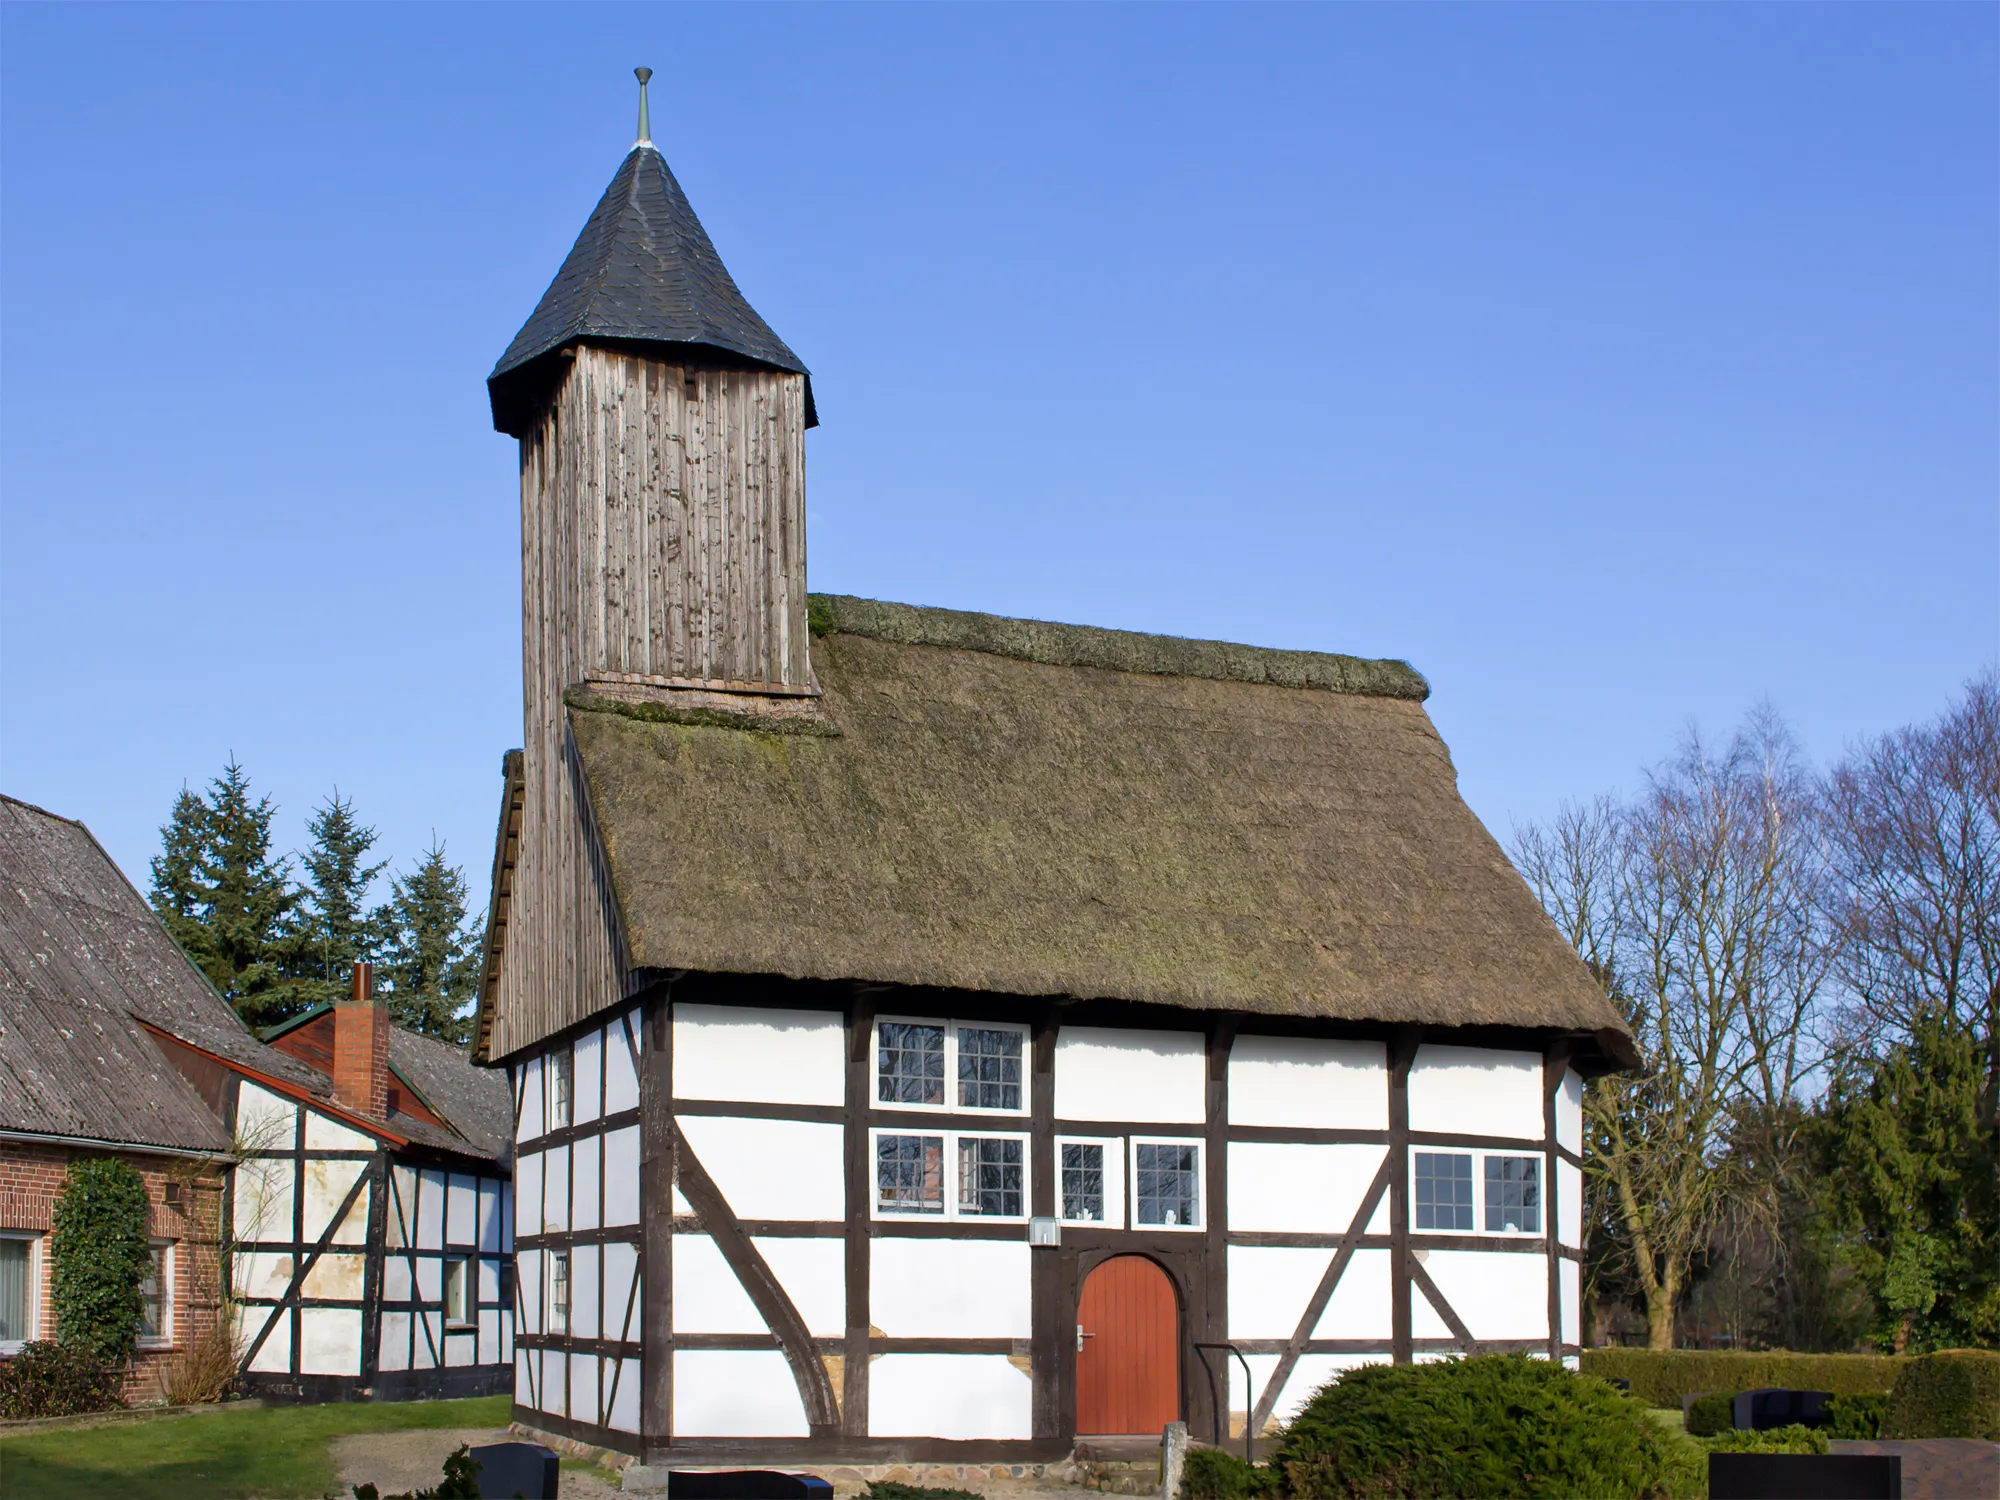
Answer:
xmin=330 ymin=1427 xmax=624 ymax=1498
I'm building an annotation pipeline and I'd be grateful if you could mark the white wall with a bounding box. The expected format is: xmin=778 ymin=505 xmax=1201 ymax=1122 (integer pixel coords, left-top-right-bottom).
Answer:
xmin=1407 ymin=1046 xmax=1544 ymax=1141
xmin=1226 ymin=1246 xmax=1392 ymax=1343
xmin=673 ymin=1234 xmax=844 ymax=1339
xmin=677 ymin=1116 xmax=844 ymax=1221
xmin=1558 ymin=1160 xmax=1583 ymax=1248
xmin=673 ymin=1004 xmax=845 ymax=1107
xmin=1556 ymin=1070 xmax=1582 ymax=1154
xmin=674 ymin=1350 xmax=809 ymax=1436
xmin=1228 ymin=1143 xmax=1387 ymax=1234
xmin=1055 ymin=1027 xmax=1205 ymax=1123
xmin=1422 ymin=1251 xmax=1547 ymax=1341
xmin=1229 ymin=1037 xmax=1387 ymax=1129
xmin=870 ymin=1354 xmax=1032 ymax=1439
xmin=871 ymin=1239 xmax=1031 ymax=1337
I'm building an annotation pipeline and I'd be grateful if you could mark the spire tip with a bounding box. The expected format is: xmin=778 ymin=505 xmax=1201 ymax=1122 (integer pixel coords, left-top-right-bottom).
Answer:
xmin=634 ymin=67 xmax=653 ymax=146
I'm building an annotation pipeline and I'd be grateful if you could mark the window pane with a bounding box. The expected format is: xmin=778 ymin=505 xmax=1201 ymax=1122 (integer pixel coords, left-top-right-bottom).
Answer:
xmin=877 ymin=1024 xmax=945 ymax=1106
xmin=1484 ymin=1156 xmax=1541 ymax=1233
xmin=876 ymin=1134 xmax=945 ymax=1213
xmin=1415 ymin=1153 xmax=1474 ymax=1232
xmin=551 ymin=1252 xmax=570 ymax=1330
xmin=957 ymin=1138 xmax=1023 ymax=1217
xmin=140 ymin=1247 xmax=164 ymax=1338
xmin=957 ymin=1028 xmax=1023 ymax=1111
xmin=552 ymin=1051 xmax=573 ymax=1126
xmin=1135 ymin=1143 xmax=1199 ymax=1227
xmin=1061 ymin=1143 xmax=1104 ymax=1222
xmin=445 ymin=1260 xmax=467 ymax=1322
xmin=0 ymin=1240 xmax=29 ymax=1342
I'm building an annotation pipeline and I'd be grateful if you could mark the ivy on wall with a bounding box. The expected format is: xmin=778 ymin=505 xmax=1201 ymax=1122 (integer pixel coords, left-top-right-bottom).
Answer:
xmin=50 ymin=1157 xmax=154 ymax=1365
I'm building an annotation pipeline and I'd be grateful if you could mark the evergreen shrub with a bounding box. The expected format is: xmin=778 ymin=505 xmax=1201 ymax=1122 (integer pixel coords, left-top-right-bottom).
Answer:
xmin=49 ymin=1158 xmax=154 ymax=1366
xmin=1267 ymin=1354 xmax=1686 ymax=1499
xmin=1579 ymin=1349 xmax=1906 ymax=1408
xmin=1177 ymin=1445 xmax=1275 ymax=1500
xmin=1700 ymin=1425 xmax=1829 ymax=1455
xmin=1822 ymin=1392 xmax=1886 ymax=1440
xmin=865 ymin=1485 xmax=983 ymax=1500
xmin=0 ymin=1340 xmax=123 ymax=1419
xmin=1880 ymin=1350 xmax=2000 ymax=1440
xmin=1685 ymin=1392 xmax=1735 ymax=1436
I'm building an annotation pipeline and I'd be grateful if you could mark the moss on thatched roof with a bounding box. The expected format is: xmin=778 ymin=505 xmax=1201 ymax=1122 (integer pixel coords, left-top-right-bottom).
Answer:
xmin=558 ymin=598 xmax=1627 ymax=1043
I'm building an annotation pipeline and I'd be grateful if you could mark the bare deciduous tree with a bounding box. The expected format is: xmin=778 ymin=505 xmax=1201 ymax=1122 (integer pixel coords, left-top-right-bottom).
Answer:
xmin=1516 ymin=710 xmax=1830 ymax=1349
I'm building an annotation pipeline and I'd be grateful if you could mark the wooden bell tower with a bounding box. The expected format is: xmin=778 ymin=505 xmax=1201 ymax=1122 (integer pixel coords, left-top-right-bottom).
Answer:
xmin=481 ymin=70 xmax=817 ymax=1056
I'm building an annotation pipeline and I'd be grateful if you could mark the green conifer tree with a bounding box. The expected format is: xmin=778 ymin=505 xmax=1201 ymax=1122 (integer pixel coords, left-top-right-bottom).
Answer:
xmin=293 ymin=790 xmax=388 ymax=1007
xmin=147 ymin=761 xmax=310 ymax=1027
xmin=379 ymin=839 xmax=482 ymax=1044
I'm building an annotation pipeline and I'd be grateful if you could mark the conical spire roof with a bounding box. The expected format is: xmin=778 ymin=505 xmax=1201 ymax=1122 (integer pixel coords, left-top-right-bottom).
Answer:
xmin=489 ymin=143 xmax=813 ymax=434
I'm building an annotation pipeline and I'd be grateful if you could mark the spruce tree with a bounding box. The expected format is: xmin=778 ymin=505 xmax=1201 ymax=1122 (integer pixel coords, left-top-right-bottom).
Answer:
xmin=378 ymin=839 xmax=482 ymax=1044
xmin=147 ymin=761 xmax=310 ymax=1027
xmin=294 ymin=790 xmax=388 ymax=1007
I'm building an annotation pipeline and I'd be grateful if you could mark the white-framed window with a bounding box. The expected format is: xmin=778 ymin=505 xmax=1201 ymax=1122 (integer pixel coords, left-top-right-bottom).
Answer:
xmin=1056 ymin=1136 xmax=1125 ymax=1227
xmin=550 ymin=1048 xmax=573 ymax=1130
xmin=1130 ymin=1137 xmax=1202 ymax=1230
xmin=1413 ymin=1151 xmax=1543 ymax=1234
xmin=443 ymin=1256 xmax=472 ymax=1326
xmin=548 ymin=1249 xmax=571 ymax=1333
xmin=875 ymin=1018 xmax=1029 ymax=1115
xmin=871 ymin=1127 xmax=1031 ymax=1220
xmin=139 ymin=1241 xmax=173 ymax=1347
xmin=0 ymin=1233 xmax=37 ymax=1353
xmin=1483 ymin=1155 xmax=1541 ymax=1233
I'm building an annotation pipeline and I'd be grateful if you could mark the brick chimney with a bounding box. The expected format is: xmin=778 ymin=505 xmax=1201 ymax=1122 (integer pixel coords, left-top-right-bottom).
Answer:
xmin=332 ymin=961 xmax=389 ymax=1117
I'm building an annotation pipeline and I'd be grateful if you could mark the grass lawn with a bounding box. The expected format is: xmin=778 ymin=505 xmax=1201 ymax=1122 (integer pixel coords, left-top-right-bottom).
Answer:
xmin=0 ymin=1394 xmax=511 ymax=1500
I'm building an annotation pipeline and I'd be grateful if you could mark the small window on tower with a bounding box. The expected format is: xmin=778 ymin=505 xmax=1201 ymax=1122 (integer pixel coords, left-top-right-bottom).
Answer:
xmin=443 ymin=1257 xmax=471 ymax=1326
xmin=551 ymin=1050 xmax=573 ymax=1129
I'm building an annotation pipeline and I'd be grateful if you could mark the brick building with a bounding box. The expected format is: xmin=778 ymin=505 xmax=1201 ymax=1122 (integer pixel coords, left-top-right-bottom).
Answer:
xmin=0 ymin=794 xmax=513 ymax=1402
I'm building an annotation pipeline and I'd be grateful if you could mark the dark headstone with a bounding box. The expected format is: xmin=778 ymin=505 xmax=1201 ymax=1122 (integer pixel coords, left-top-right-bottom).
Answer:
xmin=1733 ymin=1388 xmax=1834 ymax=1431
xmin=667 ymin=1473 xmax=833 ymax=1499
xmin=468 ymin=1442 xmax=561 ymax=1500
xmin=1708 ymin=1452 xmax=1900 ymax=1500
xmin=1607 ymin=1377 xmax=1631 ymax=1392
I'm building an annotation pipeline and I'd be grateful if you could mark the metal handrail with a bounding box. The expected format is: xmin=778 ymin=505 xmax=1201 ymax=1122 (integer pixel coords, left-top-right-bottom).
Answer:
xmin=1190 ymin=1341 xmax=1255 ymax=1465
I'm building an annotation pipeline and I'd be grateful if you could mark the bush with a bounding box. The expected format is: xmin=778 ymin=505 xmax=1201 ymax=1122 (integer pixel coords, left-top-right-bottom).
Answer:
xmin=158 ymin=1316 xmax=239 ymax=1406
xmin=1579 ymin=1349 xmax=1905 ymax=1408
xmin=49 ymin=1157 xmax=154 ymax=1366
xmin=866 ymin=1487 xmax=982 ymax=1500
xmin=1822 ymin=1392 xmax=1886 ymax=1440
xmin=1881 ymin=1349 xmax=2000 ymax=1440
xmin=1178 ymin=1445 xmax=1275 ymax=1500
xmin=1685 ymin=1392 xmax=1735 ymax=1436
xmin=0 ymin=1340 xmax=124 ymax=1419
xmin=1701 ymin=1425 xmax=1829 ymax=1455
xmin=1267 ymin=1354 xmax=1686 ymax=1499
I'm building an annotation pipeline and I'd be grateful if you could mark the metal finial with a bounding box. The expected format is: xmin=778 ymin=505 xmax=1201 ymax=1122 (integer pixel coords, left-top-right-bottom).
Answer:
xmin=635 ymin=67 xmax=653 ymax=146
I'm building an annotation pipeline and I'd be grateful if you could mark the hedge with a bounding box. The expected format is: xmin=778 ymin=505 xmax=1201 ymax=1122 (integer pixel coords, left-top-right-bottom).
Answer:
xmin=1881 ymin=1350 xmax=2000 ymax=1441
xmin=1579 ymin=1350 xmax=1906 ymax=1408
xmin=0 ymin=1340 xmax=123 ymax=1419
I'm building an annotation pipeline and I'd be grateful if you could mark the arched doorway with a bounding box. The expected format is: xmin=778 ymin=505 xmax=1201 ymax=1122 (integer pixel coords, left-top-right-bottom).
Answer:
xmin=1076 ymin=1254 xmax=1179 ymax=1435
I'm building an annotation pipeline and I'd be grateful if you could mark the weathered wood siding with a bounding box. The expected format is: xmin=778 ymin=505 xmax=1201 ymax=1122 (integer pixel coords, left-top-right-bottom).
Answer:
xmin=494 ymin=348 xmax=810 ymax=1059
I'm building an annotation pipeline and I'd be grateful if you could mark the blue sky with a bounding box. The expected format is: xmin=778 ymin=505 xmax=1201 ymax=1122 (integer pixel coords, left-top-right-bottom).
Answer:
xmin=3 ymin=3 xmax=1994 ymax=914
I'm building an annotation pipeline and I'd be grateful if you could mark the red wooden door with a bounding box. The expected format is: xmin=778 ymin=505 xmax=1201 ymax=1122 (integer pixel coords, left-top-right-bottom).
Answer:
xmin=1076 ymin=1255 xmax=1179 ymax=1435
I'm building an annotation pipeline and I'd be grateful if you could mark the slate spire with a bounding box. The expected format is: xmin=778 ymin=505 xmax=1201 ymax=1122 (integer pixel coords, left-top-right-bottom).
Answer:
xmin=488 ymin=73 xmax=813 ymax=435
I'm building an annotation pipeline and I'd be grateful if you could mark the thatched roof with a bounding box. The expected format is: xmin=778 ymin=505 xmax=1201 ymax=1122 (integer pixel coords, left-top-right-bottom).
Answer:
xmin=553 ymin=597 xmax=1628 ymax=1052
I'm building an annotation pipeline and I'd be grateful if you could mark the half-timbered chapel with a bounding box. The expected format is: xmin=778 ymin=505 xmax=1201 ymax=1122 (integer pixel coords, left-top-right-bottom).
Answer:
xmin=476 ymin=75 xmax=1636 ymax=1467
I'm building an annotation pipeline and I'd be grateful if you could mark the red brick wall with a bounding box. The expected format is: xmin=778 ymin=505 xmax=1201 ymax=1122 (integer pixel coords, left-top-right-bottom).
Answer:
xmin=0 ymin=1140 xmax=226 ymax=1402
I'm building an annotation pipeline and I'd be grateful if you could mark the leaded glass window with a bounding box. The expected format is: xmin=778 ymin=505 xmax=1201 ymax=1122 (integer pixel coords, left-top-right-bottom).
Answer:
xmin=1135 ymin=1142 xmax=1200 ymax=1227
xmin=877 ymin=1023 xmax=945 ymax=1106
xmin=957 ymin=1137 xmax=1024 ymax=1217
xmin=876 ymin=1133 xmax=945 ymax=1213
xmin=1415 ymin=1152 xmax=1474 ymax=1231
xmin=1061 ymin=1143 xmax=1105 ymax=1222
xmin=1484 ymin=1156 xmax=1540 ymax=1232
xmin=957 ymin=1027 xmax=1023 ymax=1111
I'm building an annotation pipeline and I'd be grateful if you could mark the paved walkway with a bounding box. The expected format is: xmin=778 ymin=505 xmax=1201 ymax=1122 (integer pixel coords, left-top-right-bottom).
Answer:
xmin=1830 ymin=1438 xmax=2000 ymax=1500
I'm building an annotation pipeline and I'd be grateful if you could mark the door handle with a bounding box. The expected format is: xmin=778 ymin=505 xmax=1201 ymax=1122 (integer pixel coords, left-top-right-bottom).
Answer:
xmin=1076 ymin=1324 xmax=1094 ymax=1352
